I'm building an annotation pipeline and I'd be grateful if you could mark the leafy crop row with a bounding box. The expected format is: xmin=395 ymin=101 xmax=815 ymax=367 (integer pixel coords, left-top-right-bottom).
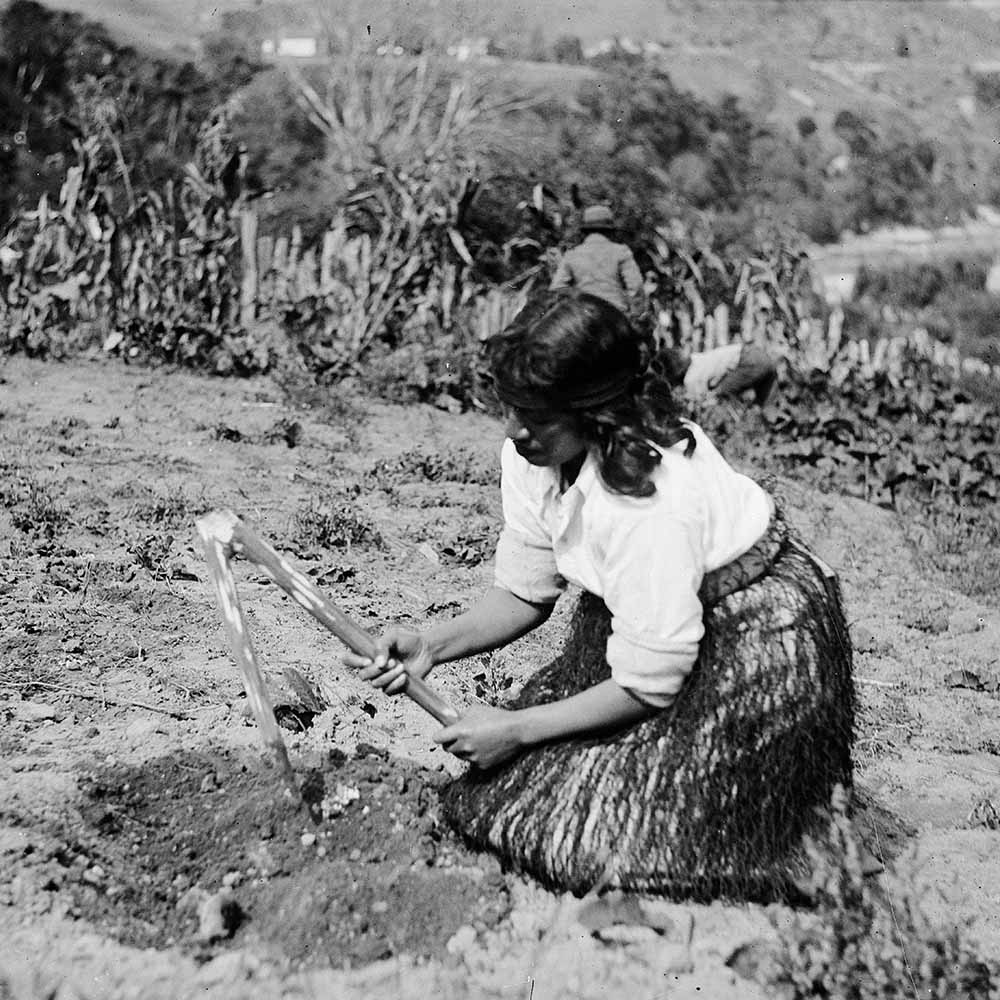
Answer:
xmin=696 ymin=356 xmax=1000 ymax=598
xmin=0 ymin=114 xmax=266 ymax=372
xmin=699 ymin=360 xmax=999 ymax=510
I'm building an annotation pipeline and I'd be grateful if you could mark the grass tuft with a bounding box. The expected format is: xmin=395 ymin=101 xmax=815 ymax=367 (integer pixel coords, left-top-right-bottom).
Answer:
xmin=291 ymin=497 xmax=384 ymax=553
xmin=367 ymin=447 xmax=497 ymax=489
xmin=3 ymin=472 xmax=68 ymax=541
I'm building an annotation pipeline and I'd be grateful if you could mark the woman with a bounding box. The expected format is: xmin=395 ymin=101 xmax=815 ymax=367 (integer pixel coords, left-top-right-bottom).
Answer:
xmin=347 ymin=290 xmax=854 ymax=900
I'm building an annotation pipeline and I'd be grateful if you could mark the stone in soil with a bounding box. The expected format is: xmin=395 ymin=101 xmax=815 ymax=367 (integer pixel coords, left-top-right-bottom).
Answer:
xmin=56 ymin=747 xmax=509 ymax=970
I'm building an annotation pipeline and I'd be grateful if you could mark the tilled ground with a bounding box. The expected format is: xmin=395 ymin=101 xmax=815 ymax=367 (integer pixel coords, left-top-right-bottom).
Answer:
xmin=44 ymin=747 xmax=508 ymax=969
xmin=2 ymin=356 xmax=999 ymax=999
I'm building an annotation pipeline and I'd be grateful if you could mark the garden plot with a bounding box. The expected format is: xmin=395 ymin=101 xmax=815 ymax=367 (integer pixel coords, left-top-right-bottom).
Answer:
xmin=1 ymin=356 xmax=999 ymax=999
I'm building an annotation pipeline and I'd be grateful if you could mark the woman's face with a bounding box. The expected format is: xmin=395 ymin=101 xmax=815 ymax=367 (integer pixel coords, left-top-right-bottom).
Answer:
xmin=503 ymin=404 xmax=587 ymax=468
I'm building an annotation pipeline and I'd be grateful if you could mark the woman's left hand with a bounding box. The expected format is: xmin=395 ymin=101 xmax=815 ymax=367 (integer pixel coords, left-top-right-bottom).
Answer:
xmin=434 ymin=705 xmax=524 ymax=770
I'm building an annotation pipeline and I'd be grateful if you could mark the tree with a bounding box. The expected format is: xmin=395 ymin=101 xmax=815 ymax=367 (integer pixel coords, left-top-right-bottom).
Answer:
xmin=200 ymin=13 xmax=264 ymax=92
xmin=552 ymin=35 xmax=583 ymax=65
xmin=0 ymin=1 xmax=82 ymax=221
xmin=0 ymin=0 xmax=251 ymax=228
xmin=833 ymin=109 xmax=876 ymax=157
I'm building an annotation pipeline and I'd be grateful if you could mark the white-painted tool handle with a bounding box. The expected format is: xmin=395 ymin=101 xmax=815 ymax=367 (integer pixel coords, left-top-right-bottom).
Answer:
xmin=200 ymin=510 xmax=460 ymax=726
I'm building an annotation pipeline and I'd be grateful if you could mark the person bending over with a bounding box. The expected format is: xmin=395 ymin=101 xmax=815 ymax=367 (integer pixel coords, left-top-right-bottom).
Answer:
xmin=348 ymin=291 xmax=853 ymax=898
xmin=663 ymin=340 xmax=779 ymax=407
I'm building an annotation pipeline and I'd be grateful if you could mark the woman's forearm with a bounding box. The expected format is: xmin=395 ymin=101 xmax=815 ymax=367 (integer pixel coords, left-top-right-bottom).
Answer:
xmin=423 ymin=586 xmax=553 ymax=667
xmin=515 ymin=678 xmax=655 ymax=746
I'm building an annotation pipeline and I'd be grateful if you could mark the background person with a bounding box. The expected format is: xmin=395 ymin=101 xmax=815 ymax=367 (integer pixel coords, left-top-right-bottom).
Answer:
xmin=663 ymin=340 xmax=779 ymax=407
xmin=348 ymin=290 xmax=853 ymax=898
xmin=549 ymin=204 xmax=647 ymax=324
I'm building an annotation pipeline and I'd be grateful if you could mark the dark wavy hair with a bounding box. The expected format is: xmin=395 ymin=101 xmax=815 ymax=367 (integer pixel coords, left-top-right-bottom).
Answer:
xmin=484 ymin=290 xmax=695 ymax=498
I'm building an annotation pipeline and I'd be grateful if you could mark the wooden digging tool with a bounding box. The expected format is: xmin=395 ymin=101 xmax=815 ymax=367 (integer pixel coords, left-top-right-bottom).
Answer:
xmin=197 ymin=509 xmax=460 ymax=736
xmin=197 ymin=510 xmax=300 ymax=799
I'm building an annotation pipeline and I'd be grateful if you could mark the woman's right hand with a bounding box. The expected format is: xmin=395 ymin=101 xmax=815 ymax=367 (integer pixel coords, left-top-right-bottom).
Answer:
xmin=342 ymin=628 xmax=434 ymax=696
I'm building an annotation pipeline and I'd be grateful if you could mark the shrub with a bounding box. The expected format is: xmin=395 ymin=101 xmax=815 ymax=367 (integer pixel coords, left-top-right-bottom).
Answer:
xmin=552 ymin=35 xmax=584 ymax=65
xmin=833 ymin=109 xmax=878 ymax=156
xmin=367 ymin=446 xmax=496 ymax=489
xmin=839 ymin=132 xmax=952 ymax=231
xmin=939 ymin=290 xmax=1000 ymax=358
xmin=849 ymin=258 xmax=998 ymax=362
xmin=358 ymin=337 xmax=480 ymax=409
xmin=227 ymin=68 xmax=327 ymax=231
xmin=854 ymin=259 xmax=991 ymax=310
xmin=796 ymin=116 xmax=817 ymax=139
xmin=291 ymin=496 xmax=384 ymax=553
xmin=4 ymin=473 xmax=67 ymax=540
xmin=793 ymin=200 xmax=842 ymax=244
xmin=125 ymin=531 xmax=175 ymax=579
xmin=755 ymin=788 xmax=998 ymax=999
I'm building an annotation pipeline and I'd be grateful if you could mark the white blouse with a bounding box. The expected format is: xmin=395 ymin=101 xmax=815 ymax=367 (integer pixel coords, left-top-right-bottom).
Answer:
xmin=493 ymin=422 xmax=773 ymax=706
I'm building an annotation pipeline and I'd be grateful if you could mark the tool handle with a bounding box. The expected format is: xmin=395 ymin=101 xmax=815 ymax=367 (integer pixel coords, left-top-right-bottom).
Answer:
xmin=209 ymin=511 xmax=461 ymax=727
xmin=404 ymin=674 xmax=460 ymax=726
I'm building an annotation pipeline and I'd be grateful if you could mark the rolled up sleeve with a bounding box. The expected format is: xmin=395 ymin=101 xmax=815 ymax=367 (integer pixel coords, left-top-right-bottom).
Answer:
xmin=602 ymin=511 xmax=706 ymax=706
xmin=493 ymin=440 xmax=565 ymax=604
xmin=494 ymin=528 xmax=565 ymax=603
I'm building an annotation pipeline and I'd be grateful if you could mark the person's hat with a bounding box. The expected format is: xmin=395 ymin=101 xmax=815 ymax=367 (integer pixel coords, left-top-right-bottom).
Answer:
xmin=581 ymin=204 xmax=616 ymax=231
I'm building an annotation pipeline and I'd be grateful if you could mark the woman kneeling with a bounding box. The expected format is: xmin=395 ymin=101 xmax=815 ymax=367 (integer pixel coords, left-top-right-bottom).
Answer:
xmin=348 ymin=290 xmax=854 ymax=900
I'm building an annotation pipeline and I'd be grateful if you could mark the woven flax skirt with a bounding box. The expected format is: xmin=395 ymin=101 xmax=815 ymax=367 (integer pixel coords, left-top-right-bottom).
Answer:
xmin=440 ymin=512 xmax=855 ymax=900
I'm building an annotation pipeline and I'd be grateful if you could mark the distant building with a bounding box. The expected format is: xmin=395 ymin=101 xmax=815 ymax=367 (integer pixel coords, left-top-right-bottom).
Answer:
xmin=582 ymin=39 xmax=616 ymax=59
xmin=261 ymin=36 xmax=320 ymax=60
xmin=824 ymin=152 xmax=851 ymax=178
xmin=447 ymin=37 xmax=491 ymax=61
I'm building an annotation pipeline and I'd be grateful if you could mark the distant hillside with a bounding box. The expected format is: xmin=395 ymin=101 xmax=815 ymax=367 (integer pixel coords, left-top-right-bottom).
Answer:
xmin=39 ymin=0 xmax=208 ymax=53
xmin=49 ymin=0 xmax=1000 ymax=157
xmin=29 ymin=0 xmax=1000 ymax=225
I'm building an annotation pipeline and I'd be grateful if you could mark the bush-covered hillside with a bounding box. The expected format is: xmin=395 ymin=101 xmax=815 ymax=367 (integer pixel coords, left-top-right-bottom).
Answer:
xmin=0 ymin=1 xmax=261 ymax=226
xmin=4 ymin=0 xmax=997 ymax=245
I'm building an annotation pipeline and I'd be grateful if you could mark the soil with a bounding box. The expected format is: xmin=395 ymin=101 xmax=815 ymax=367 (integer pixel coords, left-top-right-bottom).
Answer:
xmin=67 ymin=748 xmax=507 ymax=968
xmin=1 ymin=354 xmax=999 ymax=999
